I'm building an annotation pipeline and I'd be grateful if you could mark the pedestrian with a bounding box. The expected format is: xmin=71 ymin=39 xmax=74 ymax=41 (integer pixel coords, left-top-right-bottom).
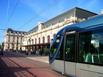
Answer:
xmin=36 ymin=50 xmax=39 ymax=56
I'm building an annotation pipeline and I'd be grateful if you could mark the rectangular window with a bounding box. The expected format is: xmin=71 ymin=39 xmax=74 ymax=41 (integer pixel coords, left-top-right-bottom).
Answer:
xmin=65 ymin=34 xmax=76 ymax=62
xmin=78 ymin=31 xmax=103 ymax=65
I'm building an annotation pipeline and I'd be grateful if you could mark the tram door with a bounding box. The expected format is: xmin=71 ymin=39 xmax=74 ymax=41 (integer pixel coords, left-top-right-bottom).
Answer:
xmin=64 ymin=31 xmax=76 ymax=76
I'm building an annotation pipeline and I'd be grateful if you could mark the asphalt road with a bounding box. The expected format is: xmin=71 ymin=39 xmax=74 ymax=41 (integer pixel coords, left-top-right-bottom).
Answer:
xmin=0 ymin=51 xmax=66 ymax=77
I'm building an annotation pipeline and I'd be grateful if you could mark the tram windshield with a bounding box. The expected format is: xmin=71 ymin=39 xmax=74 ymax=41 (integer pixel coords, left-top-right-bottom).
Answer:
xmin=50 ymin=34 xmax=62 ymax=59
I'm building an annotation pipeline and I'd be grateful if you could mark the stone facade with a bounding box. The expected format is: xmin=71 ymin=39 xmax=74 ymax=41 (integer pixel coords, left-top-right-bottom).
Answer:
xmin=22 ymin=7 xmax=97 ymax=55
xmin=4 ymin=28 xmax=27 ymax=51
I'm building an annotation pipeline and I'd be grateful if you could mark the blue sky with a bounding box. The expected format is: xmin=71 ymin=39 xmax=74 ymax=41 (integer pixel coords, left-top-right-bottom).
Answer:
xmin=0 ymin=0 xmax=103 ymax=43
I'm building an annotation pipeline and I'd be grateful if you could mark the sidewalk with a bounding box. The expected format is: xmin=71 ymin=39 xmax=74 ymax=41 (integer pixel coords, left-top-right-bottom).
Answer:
xmin=27 ymin=56 xmax=49 ymax=63
xmin=10 ymin=51 xmax=49 ymax=63
xmin=0 ymin=51 xmax=67 ymax=77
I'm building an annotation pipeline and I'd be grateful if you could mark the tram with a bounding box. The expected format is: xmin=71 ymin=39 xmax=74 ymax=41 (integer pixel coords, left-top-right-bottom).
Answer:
xmin=49 ymin=15 xmax=103 ymax=77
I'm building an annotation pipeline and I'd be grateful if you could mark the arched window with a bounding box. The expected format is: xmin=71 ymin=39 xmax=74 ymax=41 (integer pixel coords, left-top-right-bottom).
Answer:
xmin=28 ymin=39 xmax=31 ymax=45
xmin=47 ymin=35 xmax=50 ymax=43
xmin=39 ymin=38 xmax=40 ymax=44
xmin=29 ymin=39 xmax=31 ymax=45
xmin=32 ymin=39 xmax=34 ymax=44
xmin=35 ymin=38 xmax=37 ymax=44
xmin=43 ymin=36 xmax=45 ymax=43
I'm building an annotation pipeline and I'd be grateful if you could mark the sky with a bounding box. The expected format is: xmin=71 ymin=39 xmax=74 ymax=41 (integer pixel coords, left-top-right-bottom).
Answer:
xmin=0 ymin=0 xmax=103 ymax=43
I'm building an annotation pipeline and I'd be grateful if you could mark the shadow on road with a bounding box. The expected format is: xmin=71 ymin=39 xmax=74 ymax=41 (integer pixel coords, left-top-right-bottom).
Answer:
xmin=0 ymin=56 xmax=38 ymax=77
xmin=1 ymin=51 xmax=48 ymax=58
xmin=0 ymin=51 xmax=66 ymax=77
xmin=0 ymin=51 xmax=49 ymax=77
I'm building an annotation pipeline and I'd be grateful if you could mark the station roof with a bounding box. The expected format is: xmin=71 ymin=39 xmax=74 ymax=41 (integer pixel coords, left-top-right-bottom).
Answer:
xmin=28 ymin=7 xmax=97 ymax=34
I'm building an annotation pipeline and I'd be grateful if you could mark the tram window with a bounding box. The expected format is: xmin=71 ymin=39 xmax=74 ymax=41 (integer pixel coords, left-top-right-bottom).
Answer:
xmin=65 ymin=34 xmax=75 ymax=62
xmin=78 ymin=31 xmax=103 ymax=65
xmin=50 ymin=35 xmax=61 ymax=57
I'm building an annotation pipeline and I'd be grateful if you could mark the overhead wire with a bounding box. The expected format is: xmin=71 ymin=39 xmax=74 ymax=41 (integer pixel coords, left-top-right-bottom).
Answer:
xmin=17 ymin=4 xmax=56 ymax=30
xmin=6 ymin=0 xmax=10 ymax=21
xmin=6 ymin=0 xmax=20 ymax=28
xmin=0 ymin=29 xmax=6 ymax=31
xmin=0 ymin=0 xmax=19 ymax=43
xmin=6 ymin=0 xmax=10 ymax=28
xmin=0 ymin=29 xmax=6 ymax=43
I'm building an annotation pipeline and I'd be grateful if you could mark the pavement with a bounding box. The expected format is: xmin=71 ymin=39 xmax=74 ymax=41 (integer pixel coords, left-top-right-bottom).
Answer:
xmin=27 ymin=56 xmax=49 ymax=63
xmin=0 ymin=51 xmax=66 ymax=77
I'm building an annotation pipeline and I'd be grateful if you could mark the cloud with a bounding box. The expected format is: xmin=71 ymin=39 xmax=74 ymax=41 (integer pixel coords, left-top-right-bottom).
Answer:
xmin=86 ymin=0 xmax=98 ymax=8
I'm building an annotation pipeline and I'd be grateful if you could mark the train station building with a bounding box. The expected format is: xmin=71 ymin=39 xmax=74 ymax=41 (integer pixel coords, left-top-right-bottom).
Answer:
xmin=4 ymin=7 xmax=97 ymax=54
